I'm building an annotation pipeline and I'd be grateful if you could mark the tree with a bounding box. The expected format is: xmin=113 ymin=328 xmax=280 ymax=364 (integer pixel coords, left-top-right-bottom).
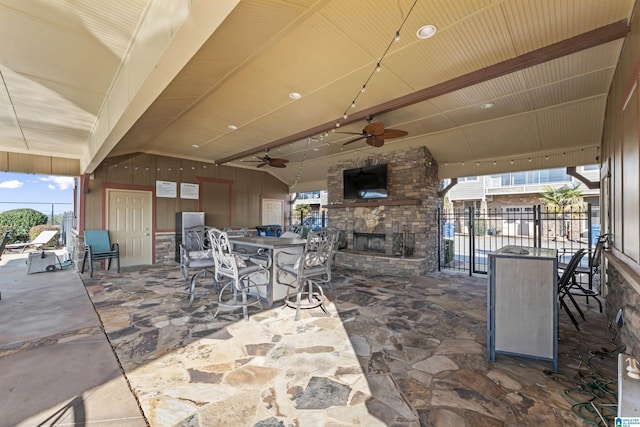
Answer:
xmin=539 ymin=184 xmax=586 ymax=240
xmin=0 ymin=208 xmax=49 ymax=242
xmin=294 ymin=204 xmax=311 ymax=223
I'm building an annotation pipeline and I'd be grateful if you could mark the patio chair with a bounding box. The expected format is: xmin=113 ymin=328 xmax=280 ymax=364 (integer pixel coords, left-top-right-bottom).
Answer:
xmin=275 ymin=228 xmax=339 ymax=320
xmin=223 ymin=226 xmax=249 ymax=237
xmin=81 ymin=230 xmax=120 ymax=277
xmin=180 ymin=225 xmax=216 ymax=306
xmin=281 ymin=224 xmax=304 ymax=238
xmin=180 ymin=225 xmax=213 ymax=280
xmin=558 ymin=234 xmax=608 ymax=312
xmin=557 ymin=249 xmax=587 ymax=331
xmin=0 ymin=229 xmax=13 ymax=260
xmin=209 ymin=228 xmax=270 ymax=320
xmin=5 ymin=229 xmax=58 ymax=253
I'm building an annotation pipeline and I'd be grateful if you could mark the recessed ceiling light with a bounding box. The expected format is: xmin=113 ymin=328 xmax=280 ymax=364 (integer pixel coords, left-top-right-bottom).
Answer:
xmin=313 ymin=148 xmax=319 ymax=151
xmin=191 ymin=144 xmax=200 ymax=148
xmin=228 ymin=125 xmax=238 ymax=130
xmin=480 ymin=103 xmax=494 ymax=109
xmin=289 ymin=92 xmax=302 ymax=100
xmin=416 ymin=25 xmax=436 ymax=39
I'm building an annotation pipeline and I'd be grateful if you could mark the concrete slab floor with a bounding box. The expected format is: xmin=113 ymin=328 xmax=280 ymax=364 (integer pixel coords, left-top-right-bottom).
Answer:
xmin=0 ymin=251 xmax=146 ymax=427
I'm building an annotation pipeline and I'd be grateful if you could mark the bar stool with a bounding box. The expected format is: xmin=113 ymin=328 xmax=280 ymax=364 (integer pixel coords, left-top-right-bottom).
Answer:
xmin=208 ymin=228 xmax=270 ymax=320
xmin=275 ymin=228 xmax=338 ymax=320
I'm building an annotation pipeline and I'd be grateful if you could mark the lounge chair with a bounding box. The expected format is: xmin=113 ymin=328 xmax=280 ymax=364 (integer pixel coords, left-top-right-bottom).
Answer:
xmin=5 ymin=230 xmax=58 ymax=253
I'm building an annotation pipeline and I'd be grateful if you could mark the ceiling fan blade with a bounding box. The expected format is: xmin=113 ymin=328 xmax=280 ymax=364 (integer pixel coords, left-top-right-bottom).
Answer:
xmin=342 ymin=136 xmax=366 ymax=147
xmin=269 ymin=158 xmax=289 ymax=166
xmin=364 ymin=121 xmax=385 ymax=136
xmin=270 ymin=162 xmax=287 ymax=168
xmin=366 ymin=136 xmax=385 ymax=147
xmin=256 ymin=162 xmax=268 ymax=168
xmin=382 ymin=129 xmax=408 ymax=139
xmin=336 ymin=131 xmax=366 ymax=135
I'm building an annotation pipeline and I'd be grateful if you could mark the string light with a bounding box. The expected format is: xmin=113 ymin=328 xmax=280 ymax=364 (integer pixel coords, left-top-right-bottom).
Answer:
xmin=439 ymin=146 xmax=599 ymax=168
xmin=337 ymin=0 xmax=418 ymax=127
xmin=291 ymin=136 xmax=312 ymax=190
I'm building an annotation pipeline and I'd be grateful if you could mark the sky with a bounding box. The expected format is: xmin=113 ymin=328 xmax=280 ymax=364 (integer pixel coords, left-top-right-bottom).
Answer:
xmin=0 ymin=172 xmax=74 ymax=216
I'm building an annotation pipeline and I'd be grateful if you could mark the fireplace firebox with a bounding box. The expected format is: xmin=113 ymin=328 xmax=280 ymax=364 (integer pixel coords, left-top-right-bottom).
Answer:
xmin=353 ymin=232 xmax=385 ymax=253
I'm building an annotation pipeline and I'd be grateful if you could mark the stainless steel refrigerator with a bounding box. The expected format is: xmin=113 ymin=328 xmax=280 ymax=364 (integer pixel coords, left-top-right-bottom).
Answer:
xmin=175 ymin=212 xmax=205 ymax=262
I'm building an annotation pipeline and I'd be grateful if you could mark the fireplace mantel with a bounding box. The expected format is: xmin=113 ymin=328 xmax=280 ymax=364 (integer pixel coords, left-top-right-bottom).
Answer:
xmin=326 ymin=199 xmax=421 ymax=209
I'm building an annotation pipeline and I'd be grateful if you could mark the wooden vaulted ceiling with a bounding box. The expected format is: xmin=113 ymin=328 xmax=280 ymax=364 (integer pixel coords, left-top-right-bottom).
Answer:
xmin=0 ymin=0 xmax=635 ymax=191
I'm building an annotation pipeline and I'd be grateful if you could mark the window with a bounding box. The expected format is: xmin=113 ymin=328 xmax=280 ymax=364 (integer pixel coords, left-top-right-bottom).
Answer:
xmin=458 ymin=176 xmax=478 ymax=182
xmin=539 ymin=168 xmax=570 ymax=184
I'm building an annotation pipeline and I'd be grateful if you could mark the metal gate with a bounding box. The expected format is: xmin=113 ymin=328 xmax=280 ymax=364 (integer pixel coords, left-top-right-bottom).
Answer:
xmin=437 ymin=204 xmax=597 ymax=274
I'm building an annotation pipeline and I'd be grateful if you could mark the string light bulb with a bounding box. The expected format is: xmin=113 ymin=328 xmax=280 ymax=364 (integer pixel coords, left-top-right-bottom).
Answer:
xmin=394 ymin=31 xmax=400 ymax=43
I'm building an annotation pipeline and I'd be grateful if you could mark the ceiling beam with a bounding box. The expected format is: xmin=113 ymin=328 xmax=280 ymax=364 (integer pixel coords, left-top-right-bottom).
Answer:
xmin=216 ymin=19 xmax=630 ymax=165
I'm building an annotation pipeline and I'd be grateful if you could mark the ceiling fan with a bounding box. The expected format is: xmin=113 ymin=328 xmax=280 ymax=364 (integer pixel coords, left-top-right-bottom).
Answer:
xmin=341 ymin=116 xmax=408 ymax=148
xmin=244 ymin=149 xmax=289 ymax=168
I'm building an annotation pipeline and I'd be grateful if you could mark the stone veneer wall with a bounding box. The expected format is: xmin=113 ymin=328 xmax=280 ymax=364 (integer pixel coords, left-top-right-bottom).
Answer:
xmin=605 ymin=264 xmax=640 ymax=358
xmin=327 ymin=146 xmax=441 ymax=274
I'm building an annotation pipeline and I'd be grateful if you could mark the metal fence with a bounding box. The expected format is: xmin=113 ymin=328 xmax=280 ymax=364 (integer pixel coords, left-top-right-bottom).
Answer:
xmin=291 ymin=210 xmax=328 ymax=231
xmin=437 ymin=204 xmax=598 ymax=275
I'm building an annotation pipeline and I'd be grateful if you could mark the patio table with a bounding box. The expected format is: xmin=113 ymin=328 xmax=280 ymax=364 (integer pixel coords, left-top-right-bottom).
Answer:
xmin=229 ymin=236 xmax=306 ymax=307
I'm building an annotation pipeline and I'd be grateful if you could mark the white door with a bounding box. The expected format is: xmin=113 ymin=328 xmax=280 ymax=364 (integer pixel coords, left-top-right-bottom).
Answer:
xmin=107 ymin=189 xmax=153 ymax=267
xmin=262 ymin=198 xmax=284 ymax=226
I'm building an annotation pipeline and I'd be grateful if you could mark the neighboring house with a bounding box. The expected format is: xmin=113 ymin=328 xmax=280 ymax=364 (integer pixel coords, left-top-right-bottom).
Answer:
xmin=445 ymin=165 xmax=600 ymax=239
xmin=292 ymin=191 xmax=328 ymax=225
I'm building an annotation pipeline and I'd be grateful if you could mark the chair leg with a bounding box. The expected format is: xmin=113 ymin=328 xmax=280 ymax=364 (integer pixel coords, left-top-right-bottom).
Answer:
xmin=559 ymin=297 xmax=580 ymax=331
xmin=565 ymin=289 xmax=586 ymax=320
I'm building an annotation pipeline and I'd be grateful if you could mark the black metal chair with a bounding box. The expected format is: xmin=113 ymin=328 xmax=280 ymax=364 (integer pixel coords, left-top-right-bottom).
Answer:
xmin=81 ymin=230 xmax=120 ymax=277
xmin=558 ymin=234 xmax=608 ymax=312
xmin=0 ymin=229 xmax=13 ymax=260
xmin=557 ymin=249 xmax=587 ymax=331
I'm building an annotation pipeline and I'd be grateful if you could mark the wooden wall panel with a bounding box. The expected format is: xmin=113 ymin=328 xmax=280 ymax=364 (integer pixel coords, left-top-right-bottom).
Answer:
xmin=85 ymin=153 xmax=288 ymax=232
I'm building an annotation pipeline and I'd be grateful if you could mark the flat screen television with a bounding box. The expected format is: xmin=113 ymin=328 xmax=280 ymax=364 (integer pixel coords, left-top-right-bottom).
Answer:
xmin=343 ymin=164 xmax=388 ymax=199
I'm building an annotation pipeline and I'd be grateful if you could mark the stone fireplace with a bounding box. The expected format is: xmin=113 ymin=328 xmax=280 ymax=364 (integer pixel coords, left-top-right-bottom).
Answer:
xmin=327 ymin=146 xmax=441 ymax=276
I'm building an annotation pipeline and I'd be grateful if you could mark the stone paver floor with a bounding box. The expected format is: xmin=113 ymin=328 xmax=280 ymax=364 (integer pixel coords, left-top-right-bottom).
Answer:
xmin=81 ymin=264 xmax=619 ymax=426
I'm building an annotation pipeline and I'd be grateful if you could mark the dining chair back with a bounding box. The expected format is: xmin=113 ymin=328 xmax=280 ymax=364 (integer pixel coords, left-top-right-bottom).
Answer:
xmin=81 ymin=230 xmax=120 ymax=277
xmin=180 ymin=225 xmax=213 ymax=281
xmin=223 ymin=226 xmax=248 ymax=237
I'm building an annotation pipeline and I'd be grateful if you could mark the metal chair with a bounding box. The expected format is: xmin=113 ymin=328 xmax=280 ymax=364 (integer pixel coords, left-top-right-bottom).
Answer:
xmin=275 ymin=228 xmax=339 ymax=320
xmin=81 ymin=230 xmax=120 ymax=277
xmin=282 ymin=224 xmax=304 ymax=238
xmin=180 ymin=225 xmax=213 ymax=281
xmin=208 ymin=228 xmax=270 ymax=320
xmin=557 ymin=249 xmax=587 ymax=331
xmin=559 ymin=234 xmax=608 ymax=312
xmin=0 ymin=229 xmax=13 ymax=260
xmin=180 ymin=225 xmax=217 ymax=306
xmin=223 ymin=226 xmax=248 ymax=237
